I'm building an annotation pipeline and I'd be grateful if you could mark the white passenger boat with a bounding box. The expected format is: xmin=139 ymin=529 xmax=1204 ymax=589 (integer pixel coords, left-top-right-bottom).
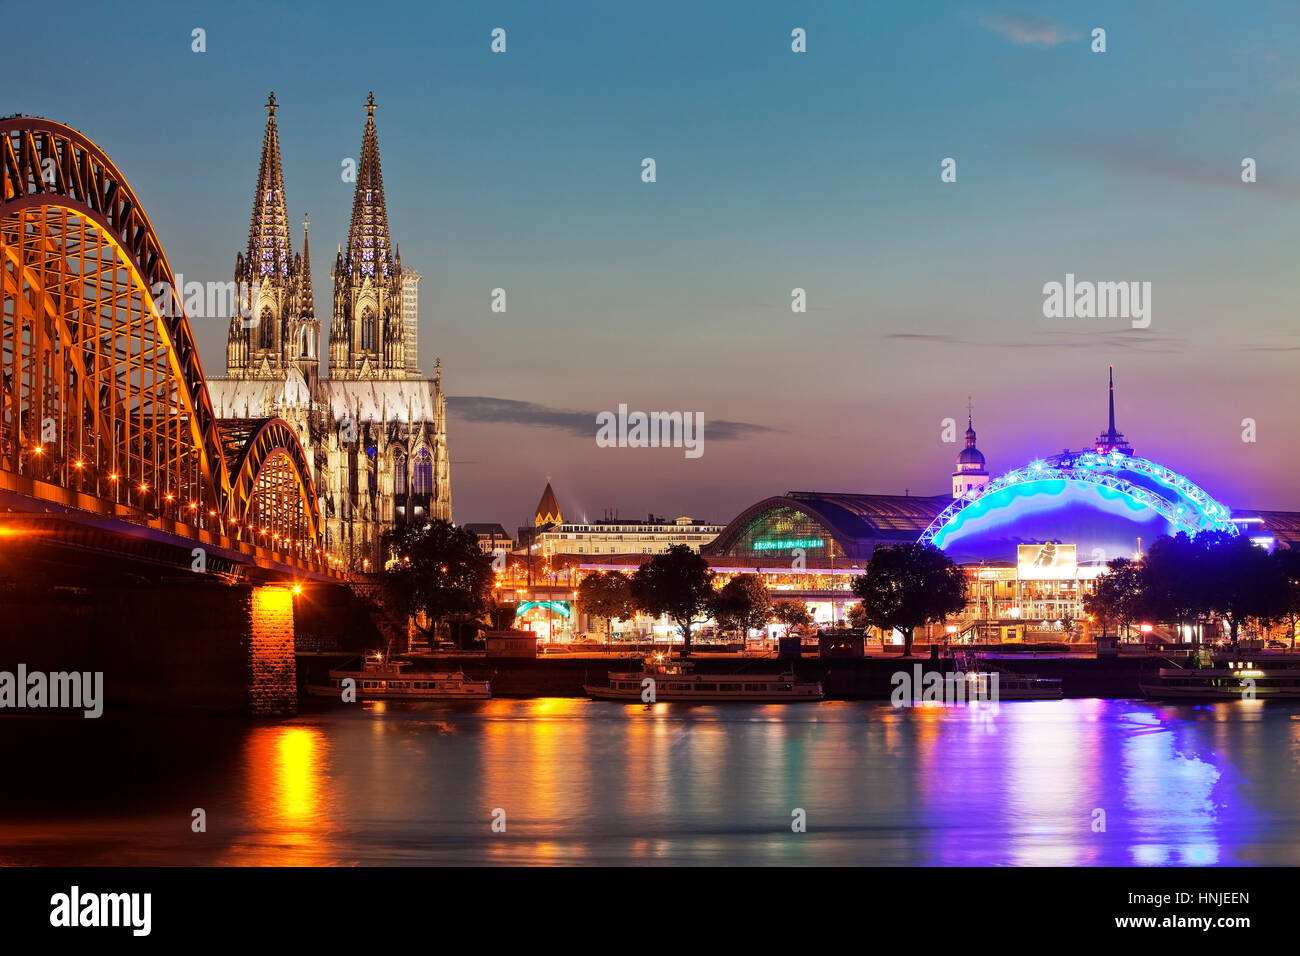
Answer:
xmin=307 ymin=659 xmax=491 ymax=700
xmin=1140 ymin=660 xmax=1300 ymax=700
xmin=584 ymin=655 xmax=823 ymax=703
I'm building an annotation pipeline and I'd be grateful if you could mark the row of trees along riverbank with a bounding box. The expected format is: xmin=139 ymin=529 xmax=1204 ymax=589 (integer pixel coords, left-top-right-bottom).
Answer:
xmin=1083 ymin=530 xmax=1300 ymax=645
xmin=376 ymin=522 xmax=970 ymax=656
xmin=376 ymin=522 xmax=1300 ymax=656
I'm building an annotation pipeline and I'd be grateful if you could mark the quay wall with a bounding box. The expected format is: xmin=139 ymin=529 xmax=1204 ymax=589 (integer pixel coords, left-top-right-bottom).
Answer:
xmin=299 ymin=653 xmax=1158 ymax=700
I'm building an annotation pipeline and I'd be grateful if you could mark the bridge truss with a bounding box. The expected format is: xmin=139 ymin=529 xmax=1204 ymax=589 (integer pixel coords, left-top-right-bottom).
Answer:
xmin=1 ymin=117 xmax=330 ymax=572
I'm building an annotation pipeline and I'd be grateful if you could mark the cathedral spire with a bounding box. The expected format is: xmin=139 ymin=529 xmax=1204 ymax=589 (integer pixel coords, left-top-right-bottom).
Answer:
xmin=299 ymin=212 xmax=314 ymax=318
xmin=246 ymin=91 xmax=292 ymax=280
xmin=345 ymin=91 xmax=393 ymax=280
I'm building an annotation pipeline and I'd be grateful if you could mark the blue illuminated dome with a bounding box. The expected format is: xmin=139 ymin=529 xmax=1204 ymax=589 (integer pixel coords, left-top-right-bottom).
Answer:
xmin=921 ymin=370 xmax=1237 ymax=563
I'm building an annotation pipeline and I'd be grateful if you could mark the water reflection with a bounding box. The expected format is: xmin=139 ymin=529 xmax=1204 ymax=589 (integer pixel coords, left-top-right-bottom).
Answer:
xmin=217 ymin=725 xmax=333 ymax=865
xmin=2 ymin=699 xmax=1299 ymax=865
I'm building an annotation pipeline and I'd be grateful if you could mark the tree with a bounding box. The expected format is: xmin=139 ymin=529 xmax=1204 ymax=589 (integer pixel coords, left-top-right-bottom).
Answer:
xmin=1202 ymin=532 xmax=1280 ymax=644
xmin=1083 ymin=557 xmax=1144 ymax=641
xmin=711 ymin=574 xmax=773 ymax=642
xmin=1273 ymin=547 xmax=1300 ymax=649
xmin=850 ymin=543 xmax=967 ymax=656
xmin=1140 ymin=532 xmax=1210 ymax=644
xmin=852 ymin=546 xmax=967 ymax=658
xmin=577 ymin=570 xmax=636 ymax=637
xmin=771 ymin=598 xmax=813 ymax=639
xmin=630 ymin=544 xmax=715 ymax=656
xmin=381 ymin=519 xmax=493 ymax=649
xmin=486 ymin=597 xmax=518 ymax=631
xmin=846 ymin=602 xmax=870 ymax=632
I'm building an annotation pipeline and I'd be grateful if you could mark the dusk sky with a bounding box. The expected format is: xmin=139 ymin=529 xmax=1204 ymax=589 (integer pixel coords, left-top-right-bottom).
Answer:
xmin=10 ymin=0 xmax=1300 ymax=528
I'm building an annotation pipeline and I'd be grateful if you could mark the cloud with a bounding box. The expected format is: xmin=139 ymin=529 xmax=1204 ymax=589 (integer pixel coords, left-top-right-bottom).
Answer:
xmin=1027 ymin=139 xmax=1300 ymax=201
xmin=447 ymin=396 xmax=777 ymax=440
xmin=980 ymin=13 xmax=1079 ymax=48
xmin=885 ymin=330 xmax=1184 ymax=353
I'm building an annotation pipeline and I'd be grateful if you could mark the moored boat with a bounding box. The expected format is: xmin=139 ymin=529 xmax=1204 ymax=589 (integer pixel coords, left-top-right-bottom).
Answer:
xmin=584 ymin=655 xmax=823 ymax=703
xmin=977 ymin=673 xmax=1063 ymax=701
xmin=1140 ymin=659 xmax=1300 ymax=700
xmin=307 ymin=659 xmax=491 ymax=700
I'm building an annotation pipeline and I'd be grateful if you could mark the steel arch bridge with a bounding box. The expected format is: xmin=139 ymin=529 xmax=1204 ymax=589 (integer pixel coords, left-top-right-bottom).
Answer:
xmin=1 ymin=117 xmax=329 ymax=573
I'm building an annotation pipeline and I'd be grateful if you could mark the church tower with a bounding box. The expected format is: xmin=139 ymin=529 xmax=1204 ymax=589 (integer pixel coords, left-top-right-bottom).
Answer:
xmin=229 ymin=92 xmax=296 ymax=378
xmin=329 ymin=92 xmax=409 ymax=379
xmin=535 ymin=479 xmax=563 ymax=526
xmin=289 ymin=213 xmax=320 ymax=392
xmin=952 ymin=401 xmax=989 ymax=498
xmin=211 ymin=91 xmax=452 ymax=572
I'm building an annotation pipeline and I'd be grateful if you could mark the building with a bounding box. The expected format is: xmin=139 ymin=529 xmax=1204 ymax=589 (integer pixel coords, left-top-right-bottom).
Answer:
xmin=464 ymin=523 xmax=514 ymax=555
xmin=402 ymin=270 xmax=422 ymax=375
xmin=503 ymin=372 xmax=1300 ymax=644
xmin=207 ymin=92 xmax=451 ymax=568
xmin=702 ymin=491 xmax=948 ymax=563
xmin=518 ymin=480 xmax=723 ymax=558
xmin=698 ymin=369 xmax=1300 ymax=641
xmin=952 ymin=403 xmax=989 ymax=498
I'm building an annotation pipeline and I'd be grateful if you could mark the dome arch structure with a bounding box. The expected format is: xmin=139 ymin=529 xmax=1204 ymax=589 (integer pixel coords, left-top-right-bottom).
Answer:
xmin=920 ymin=449 xmax=1237 ymax=563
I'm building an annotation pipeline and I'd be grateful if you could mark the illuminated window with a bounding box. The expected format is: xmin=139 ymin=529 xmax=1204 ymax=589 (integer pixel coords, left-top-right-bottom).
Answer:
xmin=394 ymin=451 xmax=407 ymax=495
xmin=361 ymin=309 xmax=376 ymax=351
xmin=412 ymin=446 xmax=433 ymax=495
xmin=258 ymin=307 xmax=273 ymax=350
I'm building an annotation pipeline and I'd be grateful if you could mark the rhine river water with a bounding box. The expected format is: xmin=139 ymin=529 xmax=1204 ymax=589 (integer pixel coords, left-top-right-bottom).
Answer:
xmin=2 ymin=698 xmax=1298 ymax=866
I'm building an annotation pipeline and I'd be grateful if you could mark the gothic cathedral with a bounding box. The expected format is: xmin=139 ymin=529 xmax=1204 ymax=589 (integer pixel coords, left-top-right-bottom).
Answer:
xmin=208 ymin=93 xmax=452 ymax=568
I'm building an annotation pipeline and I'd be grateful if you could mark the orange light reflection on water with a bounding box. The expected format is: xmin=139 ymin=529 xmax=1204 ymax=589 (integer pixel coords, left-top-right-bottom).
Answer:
xmin=479 ymin=698 xmax=594 ymax=863
xmin=218 ymin=724 xmax=336 ymax=865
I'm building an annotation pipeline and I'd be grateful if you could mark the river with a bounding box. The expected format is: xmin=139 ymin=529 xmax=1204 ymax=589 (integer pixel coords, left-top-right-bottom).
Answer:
xmin=1 ymin=698 xmax=1295 ymax=865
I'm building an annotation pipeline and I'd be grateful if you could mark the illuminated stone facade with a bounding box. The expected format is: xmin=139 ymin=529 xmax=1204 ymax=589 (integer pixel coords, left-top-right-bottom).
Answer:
xmin=209 ymin=93 xmax=451 ymax=568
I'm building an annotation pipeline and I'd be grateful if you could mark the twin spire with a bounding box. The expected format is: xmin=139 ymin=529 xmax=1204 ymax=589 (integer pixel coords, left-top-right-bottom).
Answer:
xmin=244 ymin=90 xmax=395 ymax=293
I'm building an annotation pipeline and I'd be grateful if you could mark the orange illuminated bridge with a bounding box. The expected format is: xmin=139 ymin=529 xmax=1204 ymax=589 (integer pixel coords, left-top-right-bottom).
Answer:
xmin=1 ymin=116 xmax=338 ymax=582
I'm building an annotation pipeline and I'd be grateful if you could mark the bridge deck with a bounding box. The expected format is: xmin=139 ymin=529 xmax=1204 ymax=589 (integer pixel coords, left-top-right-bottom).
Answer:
xmin=1 ymin=472 xmax=340 ymax=585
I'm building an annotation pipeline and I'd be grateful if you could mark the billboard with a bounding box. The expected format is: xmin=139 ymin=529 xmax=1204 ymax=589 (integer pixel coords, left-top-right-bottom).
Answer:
xmin=1016 ymin=543 xmax=1077 ymax=580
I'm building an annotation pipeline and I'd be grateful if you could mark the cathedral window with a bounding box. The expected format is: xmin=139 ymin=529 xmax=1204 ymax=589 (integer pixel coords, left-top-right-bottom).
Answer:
xmin=412 ymin=446 xmax=433 ymax=495
xmin=361 ymin=309 xmax=376 ymax=351
xmin=394 ymin=452 xmax=408 ymax=495
xmin=258 ymin=307 xmax=273 ymax=350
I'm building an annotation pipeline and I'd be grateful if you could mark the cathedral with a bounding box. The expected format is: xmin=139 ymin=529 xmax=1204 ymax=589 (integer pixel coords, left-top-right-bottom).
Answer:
xmin=208 ymin=93 xmax=452 ymax=568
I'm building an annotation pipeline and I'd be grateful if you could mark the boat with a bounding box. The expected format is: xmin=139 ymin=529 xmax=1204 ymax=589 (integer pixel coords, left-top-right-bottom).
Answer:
xmin=584 ymin=655 xmax=823 ymax=703
xmin=949 ymin=655 xmax=1062 ymax=700
xmin=1140 ymin=659 xmax=1300 ymax=700
xmin=968 ymin=672 xmax=1063 ymax=701
xmin=307 ymin=658 xmax=491 ymax=700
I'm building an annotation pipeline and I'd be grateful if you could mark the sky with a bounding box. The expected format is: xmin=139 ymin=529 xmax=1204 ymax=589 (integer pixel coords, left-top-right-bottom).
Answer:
xmin=10 ymin=0 xmax=1300 ymax=530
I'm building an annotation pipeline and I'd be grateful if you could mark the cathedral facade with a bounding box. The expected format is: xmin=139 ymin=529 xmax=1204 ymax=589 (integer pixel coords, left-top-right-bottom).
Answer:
xmin=208 ymin=93 xmax=451 ymax=568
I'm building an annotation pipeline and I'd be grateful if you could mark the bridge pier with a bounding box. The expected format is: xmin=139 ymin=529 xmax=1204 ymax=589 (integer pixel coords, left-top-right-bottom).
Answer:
xmin=0 ymin=577 xmax=377 ymax=716
xmin=247 ymin=584 xmax=298 ymax=716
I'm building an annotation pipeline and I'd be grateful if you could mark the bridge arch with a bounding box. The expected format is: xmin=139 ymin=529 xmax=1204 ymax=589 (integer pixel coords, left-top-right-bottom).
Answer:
xmin=222 ymin=417 xmax=323 ymax=561
xmin=2 ymin=117 xmax=326 ymax=560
